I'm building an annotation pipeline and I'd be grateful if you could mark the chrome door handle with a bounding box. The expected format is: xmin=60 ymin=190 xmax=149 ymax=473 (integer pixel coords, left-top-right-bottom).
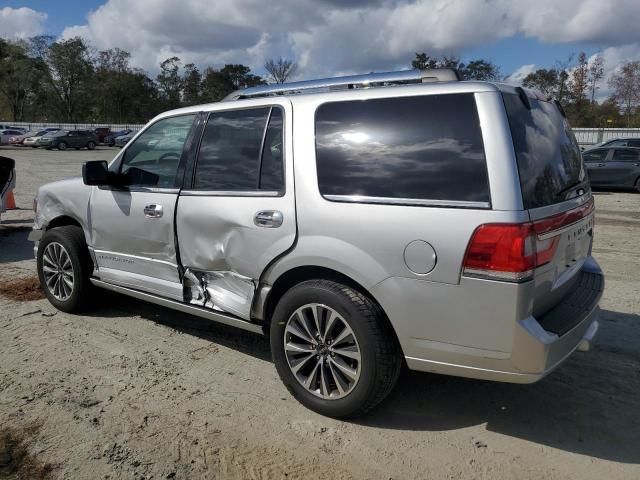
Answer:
xmin=144 ymin=204 xmax=163 ymax=218
xmin=254 ymin=210 xmax=283 ymax=228
xmin=597 ymin=163 xmax=605 ymax=167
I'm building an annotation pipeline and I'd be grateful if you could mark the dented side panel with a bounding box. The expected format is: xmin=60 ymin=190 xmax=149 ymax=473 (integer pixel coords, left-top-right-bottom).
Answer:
xmin=176 ymin=98 xmax=295 ymax=321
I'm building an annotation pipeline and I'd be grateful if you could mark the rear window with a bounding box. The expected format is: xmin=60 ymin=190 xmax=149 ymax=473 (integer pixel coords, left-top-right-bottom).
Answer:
xmin=315 ymin=93 xmax=490 ymax=206
xmin=502 ymin=93 xmax=586 ymax=209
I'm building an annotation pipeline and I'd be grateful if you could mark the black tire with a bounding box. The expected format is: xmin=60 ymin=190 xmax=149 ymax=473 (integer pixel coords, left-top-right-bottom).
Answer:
xmin=270 ymin=279 xmax=402 ymax=418
xmin=57 ymin=141 xmax=67 ymax=151
xmin=87 ymin=141 xmax=96 ymax=150
xmin=37 ymin=226 xmax=93 ymax=313
xmin=635 ymin=177 xmax=640 ymax=193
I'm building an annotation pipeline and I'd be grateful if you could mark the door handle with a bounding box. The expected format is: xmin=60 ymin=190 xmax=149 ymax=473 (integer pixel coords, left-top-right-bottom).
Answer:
xmin=597 ymin=163 xmax=605 ymax=167
xmin=254 ymin=210 xmax=283 ymax=228
xmin=144 ymin=204 xmax=163 ymax=218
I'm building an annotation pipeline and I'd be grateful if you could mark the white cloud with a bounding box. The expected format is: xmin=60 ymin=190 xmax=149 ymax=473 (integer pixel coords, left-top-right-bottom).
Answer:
xmin=0 ymin=7 xmax=47 ymax=39
xmin=60 ymin=0 xmax=640 ymax=79
xmin=504 ymin=64 xmax=537 ymax=85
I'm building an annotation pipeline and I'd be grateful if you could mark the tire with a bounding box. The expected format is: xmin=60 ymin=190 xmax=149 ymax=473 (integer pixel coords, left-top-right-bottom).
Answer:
xmin=270 ymin=279 xmax=402 ymax=418
xmin=87 ymin=141 xmax=96 ymax=150
xmin=635 ymin=178 xmax=640 ymax=193
xmin=58 ymin=141 xmax=67 ymax=151
xmin=37 ymin=226 xmax=93 ymax=313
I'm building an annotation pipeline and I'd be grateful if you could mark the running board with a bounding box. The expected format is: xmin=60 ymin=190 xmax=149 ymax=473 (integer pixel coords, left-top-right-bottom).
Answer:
xmin=90 ymin=278 xmax=264 ymax=335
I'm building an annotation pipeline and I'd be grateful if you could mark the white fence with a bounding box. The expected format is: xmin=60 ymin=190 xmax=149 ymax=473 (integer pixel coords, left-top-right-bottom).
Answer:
xmin=573 ymin=128 xmax=640 ymax=147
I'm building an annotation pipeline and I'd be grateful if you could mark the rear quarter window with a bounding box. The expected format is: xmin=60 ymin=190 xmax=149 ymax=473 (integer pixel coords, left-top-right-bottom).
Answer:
xmin=314 ymin=93 xmax=490 ymax=206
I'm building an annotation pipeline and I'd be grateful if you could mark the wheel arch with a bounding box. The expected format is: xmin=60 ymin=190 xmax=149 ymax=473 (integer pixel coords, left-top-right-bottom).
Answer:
xmin=260 ymin=265 xmax=403 ymax=353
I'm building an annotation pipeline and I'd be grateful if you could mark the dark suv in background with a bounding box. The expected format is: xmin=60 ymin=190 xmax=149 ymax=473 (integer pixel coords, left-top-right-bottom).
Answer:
xmin=583 ymin=147 xmax=640 ymax=192
xmin=40 ymin=130 xmax=98 ymax=151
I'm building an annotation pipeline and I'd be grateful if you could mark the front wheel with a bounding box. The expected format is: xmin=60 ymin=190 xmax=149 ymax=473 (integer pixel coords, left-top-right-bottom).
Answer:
xmin=270 ymin=279 xmax=402 ymax=418
xmin=87 ymin=141 xmax=96 ymax=150
xmin=635 ymin=178 xmax=640 ymax=193
xmin=37 ymin=226 xmax=93 ymax=313
xmin=57 ymin=141 xmax=67 ymax=151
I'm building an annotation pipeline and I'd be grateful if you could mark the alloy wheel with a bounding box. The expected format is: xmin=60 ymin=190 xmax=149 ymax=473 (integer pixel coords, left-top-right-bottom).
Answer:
xmin=42 ymin=242 xmax=74 ymax=301
xmin=284 ymin=303 xmax=361 ymax=399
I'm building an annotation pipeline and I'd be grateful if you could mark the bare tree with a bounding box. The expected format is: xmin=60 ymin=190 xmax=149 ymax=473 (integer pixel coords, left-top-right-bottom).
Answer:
xmin=264 ymin=58 xmax=297 ymax=84
xmin=609 ymin=61 xmax=640 ymax=127
xmin=569 ymin=52 xmax=589 ymax=104
xmin=588 ymin=53 xmax=605 ymax=104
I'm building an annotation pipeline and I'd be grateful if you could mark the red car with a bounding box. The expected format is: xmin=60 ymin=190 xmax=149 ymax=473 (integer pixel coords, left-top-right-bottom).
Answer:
xmin=94 ymin=127 xmax=111 ymax=143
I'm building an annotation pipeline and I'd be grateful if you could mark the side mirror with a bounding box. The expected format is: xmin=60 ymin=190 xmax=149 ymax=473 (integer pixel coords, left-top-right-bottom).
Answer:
xmin=83 ymin=160 xmax=110 ymax=186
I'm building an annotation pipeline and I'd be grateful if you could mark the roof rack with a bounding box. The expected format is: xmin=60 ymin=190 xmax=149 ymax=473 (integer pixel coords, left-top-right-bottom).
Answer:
xmin=224 ymin=68 xmax=461 ymax=101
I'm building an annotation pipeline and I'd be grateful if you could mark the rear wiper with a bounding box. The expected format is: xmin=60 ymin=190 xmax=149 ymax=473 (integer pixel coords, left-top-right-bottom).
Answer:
xmin=556 ymin=179 xmax=588 ymax=199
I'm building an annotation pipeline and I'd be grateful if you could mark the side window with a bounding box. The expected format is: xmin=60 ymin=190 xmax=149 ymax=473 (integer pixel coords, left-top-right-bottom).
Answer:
xmin=608 ymin=140 xmax=627 ymax=147
xmin=121 ymin=114 xmax=195 ymax=188
xmin=315 ymin=94 xmax=490 ymax=205
xmin=628 ymin=140 xmax=640 ymax=148
xmin=193 ymin=107 xmax=284 ymax=192
xmin=612 ymin=149 xmax=640 ymax=162
xmin=583 ymin=150 xmax=607 ymax=162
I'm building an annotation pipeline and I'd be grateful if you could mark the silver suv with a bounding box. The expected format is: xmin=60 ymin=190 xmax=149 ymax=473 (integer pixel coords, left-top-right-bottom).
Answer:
xmin=30 ymin=69 xmax=604 ymax=418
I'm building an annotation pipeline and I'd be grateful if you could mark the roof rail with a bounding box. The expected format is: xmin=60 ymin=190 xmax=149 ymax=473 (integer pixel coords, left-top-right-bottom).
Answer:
xmin=223 ymin=68 xmax=461 ymax=101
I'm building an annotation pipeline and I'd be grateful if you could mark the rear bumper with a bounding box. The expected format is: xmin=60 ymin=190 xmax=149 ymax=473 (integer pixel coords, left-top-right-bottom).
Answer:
xmin=387 ymin=258 xmax=605 ymax=383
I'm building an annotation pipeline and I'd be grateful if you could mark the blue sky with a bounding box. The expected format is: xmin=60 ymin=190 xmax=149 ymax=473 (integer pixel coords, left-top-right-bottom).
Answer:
xmin=1 ymin=0 xmax=639 ymax=90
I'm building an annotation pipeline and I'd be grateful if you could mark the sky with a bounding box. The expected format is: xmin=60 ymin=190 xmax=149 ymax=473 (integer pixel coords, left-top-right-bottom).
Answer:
xmin=1 ymin=0 xmax=639 ymax=98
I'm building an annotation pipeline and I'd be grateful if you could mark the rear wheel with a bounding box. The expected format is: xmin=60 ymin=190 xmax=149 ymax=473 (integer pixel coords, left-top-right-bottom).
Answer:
xmin=635 ymin=178 xmax=640 ymax=193
xmin=37 ymin=226 xmax=93 ymax=313
xmin=58 ymin=141 xmax=67 ymax=151
xmin=270 ymin=279 xmax=402 ymax=418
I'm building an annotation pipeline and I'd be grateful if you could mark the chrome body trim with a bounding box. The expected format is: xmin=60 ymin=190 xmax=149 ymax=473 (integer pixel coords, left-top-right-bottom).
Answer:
xmin=90 ymin=279 xmax=264 ymax=335
xmin=323 ymin=194 xmax=490 ymax=209
xmin=180 ymin=190 xmax=281 ymax=197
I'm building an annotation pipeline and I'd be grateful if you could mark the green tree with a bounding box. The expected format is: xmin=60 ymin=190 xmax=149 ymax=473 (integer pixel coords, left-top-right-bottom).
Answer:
xmin=220 ymin=64 xmax=266 ymax=90
xmin=201 ymin=67 xmax=234 ymax=102
xmin=45 ymin=37 xmax=94 ymax=122
xmin=522 ymin=69 xmax=560 ymax=97
xmin=411 ymin=53 xmax=500 ymax=80
xmin=0 ymin=39 xmax=44 ymax=121
xmin=157 ymin=56 xmax=183 ymax=110
xmin=609 ymin=61 xmax=640 ymax=127
xmin=182 ymin=63 xmax=202 ymax=105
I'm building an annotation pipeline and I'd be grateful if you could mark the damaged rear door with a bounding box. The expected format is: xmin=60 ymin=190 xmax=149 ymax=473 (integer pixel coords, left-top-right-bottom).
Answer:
xmin=176 ymin=99 xmax=295 ymax=320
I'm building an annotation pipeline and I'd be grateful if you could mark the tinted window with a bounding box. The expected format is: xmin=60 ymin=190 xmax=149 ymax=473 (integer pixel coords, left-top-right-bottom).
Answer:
xmin=502 ymin=93 xmax=586 ymax=209
xmin=121 ymin=114 xmax=195 ymax=188
xmin=607 ymin=140 xmax=628 ymax=147
xmin=583 ymin=150 xmax=607 ymax=162
xmin=612 ymin=149 xmax=640 ymax=162
xmin=259 ymin=108 xmax=284 ymax=191
xmin=315 ymin=94 xmax=489 ymax=204
xmin=628 ymin=140 xmax=640 ymax=148
xmin=194 ymin=107 xmax=284 ymax=192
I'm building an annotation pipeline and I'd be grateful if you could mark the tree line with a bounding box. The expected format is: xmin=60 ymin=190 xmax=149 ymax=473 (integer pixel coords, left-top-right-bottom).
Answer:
xmin=0 ymin=35 xmax=639 ymax=128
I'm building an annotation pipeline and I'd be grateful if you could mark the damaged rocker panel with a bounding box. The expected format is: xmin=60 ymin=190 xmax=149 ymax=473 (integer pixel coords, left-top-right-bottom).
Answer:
xmin=184 ymin=268 xmax=256 ymax=321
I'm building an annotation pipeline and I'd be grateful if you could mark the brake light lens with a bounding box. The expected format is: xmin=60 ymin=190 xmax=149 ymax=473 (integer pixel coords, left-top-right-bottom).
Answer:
xmin=463 ymin=222 xmax=560 ymax=282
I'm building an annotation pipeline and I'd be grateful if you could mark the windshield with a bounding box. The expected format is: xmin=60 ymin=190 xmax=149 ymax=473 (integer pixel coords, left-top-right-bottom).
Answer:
xmin=502 ymin=93 xmax=586 ymax=209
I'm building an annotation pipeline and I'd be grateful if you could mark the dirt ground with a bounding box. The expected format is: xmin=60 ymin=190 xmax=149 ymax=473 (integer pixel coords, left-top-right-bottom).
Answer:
xmin=0 ymin=146 xmax=639 ymax=480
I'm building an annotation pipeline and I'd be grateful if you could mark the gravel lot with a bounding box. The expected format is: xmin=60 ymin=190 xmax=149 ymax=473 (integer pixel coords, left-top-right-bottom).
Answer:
xmin=1 ymin=146 xmax=639 ymax=479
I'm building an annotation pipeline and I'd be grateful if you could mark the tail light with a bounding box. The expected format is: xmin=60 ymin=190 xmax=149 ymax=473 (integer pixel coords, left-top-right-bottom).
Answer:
xmin=463 ymin=199 xmax=594 ymax=283
xmin=463 ymin=223 xmax=559 ymax=282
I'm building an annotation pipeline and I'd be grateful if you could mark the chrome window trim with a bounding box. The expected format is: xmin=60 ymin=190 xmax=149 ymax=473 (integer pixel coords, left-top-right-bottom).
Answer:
xmin=323 ymin=194 xmax=490 ymax=209
xmin=180 ymin=189 xmax=281 ymax=197
xmin=97 ymin=186 xmax=179 ymax=194
xmin=191 ymin=104 xmax=286 ymax=195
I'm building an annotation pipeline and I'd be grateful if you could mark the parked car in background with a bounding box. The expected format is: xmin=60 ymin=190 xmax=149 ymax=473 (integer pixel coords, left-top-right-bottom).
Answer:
xmin=0 ymin=124 xmax=26 ymax=133
xmin=105 ymin=129 xmax=132 ymax=146
xmin=0 ymin=129 xmax=27 ymax=145
xmin=40 ymin=130 xmax=98 ymax=151
xmin=10 ymin=130 xmax=38 ymax=145
xmin=585 ymin=137 xmax=640 ymax=151
xmin=94 ymin=127 xmax=111 ymax=143
xmin=583 ymin=147 xmax=640 ymax=192
xmin=114 ymin=131 xmax=134 ymax=147
xmin=24 ymin=130 xmax=54 ymax=148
